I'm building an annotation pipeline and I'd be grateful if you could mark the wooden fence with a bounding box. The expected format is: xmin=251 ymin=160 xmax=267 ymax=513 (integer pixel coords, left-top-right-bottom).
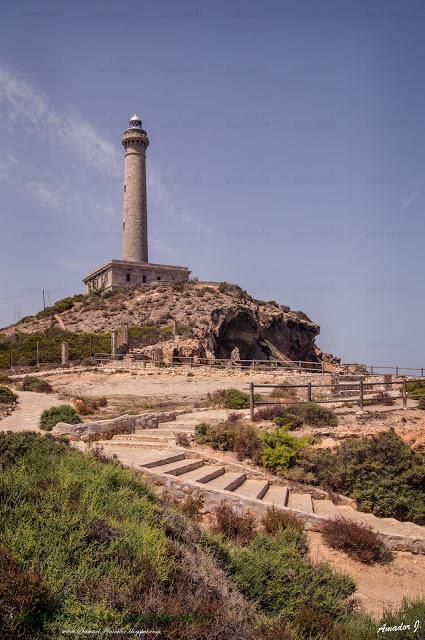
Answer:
xmin=247 ymin=378 xmax=423 ymax=419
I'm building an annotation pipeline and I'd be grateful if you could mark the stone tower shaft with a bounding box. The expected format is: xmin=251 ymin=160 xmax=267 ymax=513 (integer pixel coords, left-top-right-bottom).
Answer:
xmin=122 ymin=114 xmax=149 ymax=263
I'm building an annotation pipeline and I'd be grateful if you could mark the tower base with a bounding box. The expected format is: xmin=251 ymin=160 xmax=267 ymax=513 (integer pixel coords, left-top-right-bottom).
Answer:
xmin=83 ymin=259 xmax=191 ymax=294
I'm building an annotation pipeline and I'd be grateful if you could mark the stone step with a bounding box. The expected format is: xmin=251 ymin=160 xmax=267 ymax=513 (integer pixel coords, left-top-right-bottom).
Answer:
xmin=261 ymin=484 xmax=289 ymax=507
xmin=312 ymin=498 xmax=337 ymax=518
xmin=179 ymin=464 xmax=225 ymax=484
xmin=139 ymin=451 xmax=186 ymax=469
xmin=205 ymin=471 xmax=246 ymax=492
xmin=287 ymin=492 xmax=313 ymax=514
xmin=235 ymin=479 xmax=270 ymax=501
xmin=150 ymin=458 xmax=205 ymax=476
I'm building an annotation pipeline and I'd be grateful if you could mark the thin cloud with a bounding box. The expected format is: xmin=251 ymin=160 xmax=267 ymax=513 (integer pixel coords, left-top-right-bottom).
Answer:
xmin=401 ymin=190 xmax=420 ymax=209
xmin=0 ymin=64 xmax=120 ymax=176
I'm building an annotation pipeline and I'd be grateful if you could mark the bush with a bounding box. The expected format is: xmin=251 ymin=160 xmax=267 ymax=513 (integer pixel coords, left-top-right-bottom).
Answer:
xmin=309 ymin=430 xmax=425 ymax=524
xmin=20 ymin=375 xmax=53 ymax=393
xmin=40 ymin=404 xmax=80 ymax=431
xmin=73 ymin=395 xmax=108 ymax=415
xmin=0 ymin=385 xmax=17 ymax=404
xmin=261 ymin=428 xmax=309 ymax=471
xmin=0 ymin=545 xmax=56 ymax=638
xmin=223 ymin=388 xmax=250 ymax=409
xmin=194 ymin=420 xmax=236 ymax=451
xmin=228 ymin=533 xmax=355 ymax=620
xmin=175 ymin=431 xmax=191 ymax=447
xmin=212 ymin=500 xmax=256 ymax=544
xmin=261 ymin=507 xmax=305 ymax=537
xmin=406 ymin=379 xmax=425 ymax=397
xmin=233 ymin=422 xmax=262 ymax=463
xmin=322 ymin=517 xmax=392 ymax=564
xmin=255 ymin=402 xmax=337 ymax=428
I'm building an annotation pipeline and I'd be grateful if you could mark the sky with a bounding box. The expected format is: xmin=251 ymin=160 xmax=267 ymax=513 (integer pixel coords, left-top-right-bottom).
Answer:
xmin=0 ymin=0 xmax=424 ymax=367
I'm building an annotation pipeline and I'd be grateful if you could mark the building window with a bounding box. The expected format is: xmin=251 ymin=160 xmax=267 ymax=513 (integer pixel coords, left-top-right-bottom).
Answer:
xmin=157 ymin=276 xmax=161 ymax=281
xmin=142 ymin=275 xmax=147 ymax=283
xmin=126 ymin=273 xmax=131 ymax=283
xmin=124 ymin=184 xmax=126 ymax=192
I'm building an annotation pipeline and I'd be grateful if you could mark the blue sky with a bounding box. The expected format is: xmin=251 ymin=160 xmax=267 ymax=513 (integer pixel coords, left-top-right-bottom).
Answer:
xmin=0 ymin=0 xmax=424 ymax=367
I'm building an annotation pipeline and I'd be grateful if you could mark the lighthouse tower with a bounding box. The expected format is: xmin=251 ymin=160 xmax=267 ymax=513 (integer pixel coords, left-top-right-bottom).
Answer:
xmin=122 ymin=114 xmax=149 ymax=263
xmin=83 ymin=114 xmax=190 ymax=293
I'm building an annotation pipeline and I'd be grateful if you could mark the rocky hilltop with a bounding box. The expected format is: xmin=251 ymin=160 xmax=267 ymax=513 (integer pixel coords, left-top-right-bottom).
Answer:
xmin=4 ymin=281 xmax=322 ymax=362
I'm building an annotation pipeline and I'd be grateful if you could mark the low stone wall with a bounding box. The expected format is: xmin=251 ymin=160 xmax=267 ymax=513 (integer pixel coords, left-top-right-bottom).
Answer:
xmin=52 ymin=409 xmax=188 ymax=442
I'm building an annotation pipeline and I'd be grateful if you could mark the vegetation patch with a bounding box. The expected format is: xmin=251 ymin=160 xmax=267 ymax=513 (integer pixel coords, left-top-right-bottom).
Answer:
xmin=255 ymin=402 xmax=337 ymax=428
xmin=228 ymin=532 xmax=355 ymax=620
xmin=20 ymin=375 xmax=54 ymax=393
xmin=322 ymin=518 xmax=393 ymax=564
xmin=40 ymin=404 xmax=81 ymax=431
xmin=212 ymin=500 xmax=256 ymax=545
xmin=294 ymin=430 xmax=425 ymax=524
xmin=261 ymin=428 xmax=311 ymax=471
xmin=0 ymin=385 xmax=18 ymax=405
xmin=73 ymin=395 xmax=107 ymax=415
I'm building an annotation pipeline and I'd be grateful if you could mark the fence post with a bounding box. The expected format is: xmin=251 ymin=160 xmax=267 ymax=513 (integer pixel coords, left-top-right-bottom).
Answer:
xmin=61 ymin=342 xmax=69 ymax=367
xmin=321 ymin=361 xmax=324 ymax=373
xmin=298 ymin=360 xmax=301 ymax=371
xmin=395 ymin=366 xmax=399 ymax=377
xmin=36 ymin=341 xmax=39 ymax=368
xmin=9 ymin=350 xmax=12 ymax=370
xmin=422 ymin=368 xmax=424 ymax=378
xmin=370 ymin=365 xmax=374 ymax=375
xmin=307 ymin=381 xmax=312 ymax=402
xmin=359 ymin=379 xmax=364 ymax=412
xmin=402 ymin=379 xmax=407 ymax=410
xmin=249 ymin=382 xmax=255 ymax=420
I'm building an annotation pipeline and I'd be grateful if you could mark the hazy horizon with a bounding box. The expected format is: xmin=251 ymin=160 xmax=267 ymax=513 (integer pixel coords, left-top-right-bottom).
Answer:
xmin=1 ymin=0 xmax=424 ymax=367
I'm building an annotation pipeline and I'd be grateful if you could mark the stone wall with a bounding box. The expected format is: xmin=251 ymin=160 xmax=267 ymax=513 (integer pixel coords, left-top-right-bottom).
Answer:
xmin=52 ymin=409 xmax=188 ymax=441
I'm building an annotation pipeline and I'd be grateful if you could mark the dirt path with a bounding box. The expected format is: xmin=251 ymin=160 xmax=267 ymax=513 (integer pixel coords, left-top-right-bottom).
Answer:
xmin=0 ymin=391 xmax=60 ymax=432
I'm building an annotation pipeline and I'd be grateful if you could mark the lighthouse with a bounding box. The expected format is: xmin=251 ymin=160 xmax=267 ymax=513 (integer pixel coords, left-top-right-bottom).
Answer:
xmin=83 ymin=114 xmax=190 ymax=293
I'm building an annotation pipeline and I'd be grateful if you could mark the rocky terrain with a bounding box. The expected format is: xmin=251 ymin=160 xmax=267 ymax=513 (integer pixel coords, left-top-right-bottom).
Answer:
xmin=4 ymin=281 xmax=322 ymax=363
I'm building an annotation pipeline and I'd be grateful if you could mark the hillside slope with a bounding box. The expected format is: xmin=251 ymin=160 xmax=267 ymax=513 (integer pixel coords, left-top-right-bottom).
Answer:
xmin=3 ymin=281 xmax=321 ymax=362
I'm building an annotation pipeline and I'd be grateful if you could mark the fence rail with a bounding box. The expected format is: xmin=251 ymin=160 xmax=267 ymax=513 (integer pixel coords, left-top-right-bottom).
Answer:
xmin=247 ymin=378 xmax=422 ymax=419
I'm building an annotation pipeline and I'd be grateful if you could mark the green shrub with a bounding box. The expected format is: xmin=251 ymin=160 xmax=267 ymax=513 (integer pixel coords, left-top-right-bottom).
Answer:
xmin=406 ymin=379 xmax=425 ymax=397
xmin=40 ymin=404 xmax=80 ymax=431
xmin=309 ymin=430 xmax=425 ymax=524
xmin=0 ymin=432 xmax=267 ymax=639
xmin=228 ymin=533 xmax=355 ymax=620
xmin=20 ymin=375 xmax=53 ymax=393
xmin=255 ymin=402 xmax=337 ymax=428
xmin=261 ymin=428 xmax=309 ymax=471
xmin=194 ymin=420 xmax=236 ymax=451
xmin=294 ymin=402 xmax=337 ymax=427
xmin=223 ymin=388 xmax=250 ymax=409
xmin=322 ymin=517 xmax=392 ymax=564
xmin=0 ymin=385 xmax=18 ymax=404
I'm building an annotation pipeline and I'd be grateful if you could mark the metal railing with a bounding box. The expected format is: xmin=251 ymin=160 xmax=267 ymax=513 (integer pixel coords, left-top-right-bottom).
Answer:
xmin=248 ymin=378 xmax=420 ymax=419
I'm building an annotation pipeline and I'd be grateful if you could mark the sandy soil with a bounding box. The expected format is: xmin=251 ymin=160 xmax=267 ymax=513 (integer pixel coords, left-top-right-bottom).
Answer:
xmin=308 ymin=531 xmax=425 ymax=618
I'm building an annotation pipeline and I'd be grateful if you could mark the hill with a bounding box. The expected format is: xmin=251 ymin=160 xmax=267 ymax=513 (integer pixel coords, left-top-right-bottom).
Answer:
xmin=2 ymin=281 xmax=322 ymax=363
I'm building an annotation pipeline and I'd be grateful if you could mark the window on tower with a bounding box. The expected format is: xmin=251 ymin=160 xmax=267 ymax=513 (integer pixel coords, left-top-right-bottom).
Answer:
xmin=126 ymin=273 xmax=131 ymax=283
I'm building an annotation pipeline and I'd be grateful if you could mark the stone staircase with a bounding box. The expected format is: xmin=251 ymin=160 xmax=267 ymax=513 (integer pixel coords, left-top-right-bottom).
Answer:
xmin=95 ymin=438 xmax=425 ymax=554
